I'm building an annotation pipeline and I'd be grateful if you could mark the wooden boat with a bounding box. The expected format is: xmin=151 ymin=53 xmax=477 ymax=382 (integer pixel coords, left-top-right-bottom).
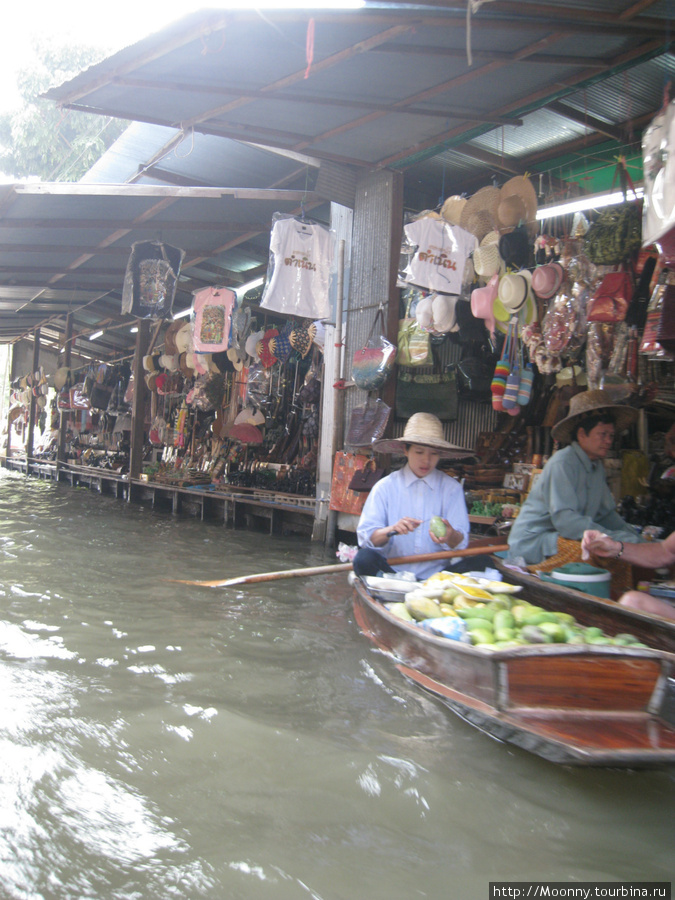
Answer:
xmin=352 ymin=572 xmax=675 ymax=767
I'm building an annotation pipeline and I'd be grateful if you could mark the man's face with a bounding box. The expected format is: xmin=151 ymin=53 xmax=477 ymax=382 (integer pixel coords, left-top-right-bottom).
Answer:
xmin=404 ymin=443 xmax=441 ymax=478
xmin=577 ymin=421 xmax=615 ymax=461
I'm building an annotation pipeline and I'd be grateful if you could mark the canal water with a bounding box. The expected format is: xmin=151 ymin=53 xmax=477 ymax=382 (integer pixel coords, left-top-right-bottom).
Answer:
xmin=0 ymin=469 xmax=672 ymax=900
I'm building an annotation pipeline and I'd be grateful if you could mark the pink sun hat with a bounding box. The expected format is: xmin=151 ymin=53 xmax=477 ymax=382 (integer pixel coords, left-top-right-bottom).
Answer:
xmin=471 ymin=273 xmax=499 ymax=337
xmin=531 ymin=261 xmax=565 ymax=300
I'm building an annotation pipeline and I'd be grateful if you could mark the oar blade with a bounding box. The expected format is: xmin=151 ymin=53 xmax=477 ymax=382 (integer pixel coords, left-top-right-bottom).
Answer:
xmin=165 ymin=576 xmax=246 ymax=588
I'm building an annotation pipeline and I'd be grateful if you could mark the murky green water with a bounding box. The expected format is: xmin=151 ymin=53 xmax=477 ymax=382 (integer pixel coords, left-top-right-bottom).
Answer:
xmin=0 ymin=469 xmax=673 ymax=899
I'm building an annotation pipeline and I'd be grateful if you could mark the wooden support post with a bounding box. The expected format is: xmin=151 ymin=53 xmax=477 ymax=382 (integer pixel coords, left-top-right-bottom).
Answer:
xmin=129 ymin=320 xmax=150 ymax=485
xmin=25 ymin=328 xmax=41 ymax=464
xmin=57 ymin=314 xmax=73 ymax=465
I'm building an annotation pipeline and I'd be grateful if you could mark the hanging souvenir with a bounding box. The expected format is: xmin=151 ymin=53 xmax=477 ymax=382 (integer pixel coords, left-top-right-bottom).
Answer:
xmin=402 ymin=213 xmax=476 ymax=294
xmin=260 ymin=213 xmax=334 ymax=319
xmin=121 ymin=241 xmax=185 ymax=320
xmin=191 ymin=286 xmax=236 ymax=353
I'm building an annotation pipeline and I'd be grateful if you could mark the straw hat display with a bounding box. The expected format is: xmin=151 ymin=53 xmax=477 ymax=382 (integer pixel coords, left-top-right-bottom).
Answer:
xmin=440 ymin=195 xmax=467 ymax=227
xmin=373 ymin=412 xmax=474 ymax=458
xmin=459 ymin=186 xmax=500 ymax=241
xmin=551 ymin=390 xmax=638 ymax=445
xmin=164 ymin=320 xmax=183 ymax=356
xmin=175 ymin=323 xmax=193 ymax=354
xmin=497 ymin=175 xmax=538 ymax=234
xmin=431 ymin=293 xmax=459 ymax=333
xmin=473 ymin=231 xmax=502 ymax=278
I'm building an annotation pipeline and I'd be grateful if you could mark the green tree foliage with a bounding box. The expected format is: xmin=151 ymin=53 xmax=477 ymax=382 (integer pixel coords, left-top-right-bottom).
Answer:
xmin=0 ymin=38 xmax=127 ymax=181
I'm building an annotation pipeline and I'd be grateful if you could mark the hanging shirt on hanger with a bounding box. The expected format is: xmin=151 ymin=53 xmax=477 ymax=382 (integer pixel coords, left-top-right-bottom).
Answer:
xmin=403 ymin=216 xmax=476 ymax=294
xmin=261 ymin=218 xmax=333 ymax=319
xmin=191 ymin=286 xmax=236 ymax=353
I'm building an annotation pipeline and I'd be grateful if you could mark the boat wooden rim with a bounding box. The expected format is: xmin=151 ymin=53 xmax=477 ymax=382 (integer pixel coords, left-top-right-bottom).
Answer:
xmin=352 ymin=578 xmax=675 ymax=768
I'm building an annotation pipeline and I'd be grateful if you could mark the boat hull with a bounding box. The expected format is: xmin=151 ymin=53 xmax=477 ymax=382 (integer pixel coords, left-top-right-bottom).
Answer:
xmin=352 ymin=580 xmax=675 ymax=767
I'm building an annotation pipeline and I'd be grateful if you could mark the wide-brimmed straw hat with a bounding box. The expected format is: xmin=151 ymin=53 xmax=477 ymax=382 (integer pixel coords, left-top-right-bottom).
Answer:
xmin=459 ymin=186 xmax=500 ymax=241
xmin=473 ymin=232 xmax=502 ymax=278
xmin=551 ymin=389 xmax=638 ymax=444
xmin=497 ymin=175 xmax=538 ymax=232
xmin=373 ymin=412 xmax=474 ymax=458
xmin=440 ymin=195 xmax=467 ymax=227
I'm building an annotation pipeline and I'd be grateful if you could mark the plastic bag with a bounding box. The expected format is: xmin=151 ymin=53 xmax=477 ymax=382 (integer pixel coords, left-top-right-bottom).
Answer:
xmin=352 ymin=305 xmax=396 ymax=391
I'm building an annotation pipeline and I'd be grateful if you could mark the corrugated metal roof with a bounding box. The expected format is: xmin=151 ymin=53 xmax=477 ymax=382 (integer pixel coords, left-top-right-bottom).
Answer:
xmin=1 ymin=1 xmax=673 ymax=355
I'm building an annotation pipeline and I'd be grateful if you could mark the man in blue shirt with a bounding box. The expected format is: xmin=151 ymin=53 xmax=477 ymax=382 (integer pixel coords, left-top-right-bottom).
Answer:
xmin=508 ymin=390 xmax=642 ymax=566
xmin=354 ymin=413 xmax=489 ymax=580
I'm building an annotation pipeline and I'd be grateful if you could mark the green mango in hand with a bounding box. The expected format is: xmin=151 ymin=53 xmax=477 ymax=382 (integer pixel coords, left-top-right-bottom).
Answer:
xmin=429 ymin=516 xmax=447 ymax=539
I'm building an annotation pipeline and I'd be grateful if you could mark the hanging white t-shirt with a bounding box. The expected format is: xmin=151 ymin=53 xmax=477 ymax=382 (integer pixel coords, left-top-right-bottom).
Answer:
xmin=261 ymin=218 xmax=333 ymax=319
xmin=403 ymin=217 xmax=476 ymax=293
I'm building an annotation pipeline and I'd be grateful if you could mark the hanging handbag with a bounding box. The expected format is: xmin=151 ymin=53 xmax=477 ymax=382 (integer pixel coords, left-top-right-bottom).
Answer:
xmin=351 ymin=304 xmax=396 ymax=391
xmin=455 ymin=345 xmax=494 ymax=402
xmin=587 ymin=271 xmax=633 ymax=323
xmin=584 ymin=162 xmax=642 ymax=265
xmin=346 ymin=396 xmax=392 ymax=447
xmin=328 ymin=451 xmax=370 ymax=515
xmin=656 ymin=284 xmax=675 ymax=351
xmin=396 ymin=295 xmax=433 ymax=366
xmin=396 ymin=346 xmax=458 ymax=421
xmin=348 ymin=458 xmax=385 ymax=492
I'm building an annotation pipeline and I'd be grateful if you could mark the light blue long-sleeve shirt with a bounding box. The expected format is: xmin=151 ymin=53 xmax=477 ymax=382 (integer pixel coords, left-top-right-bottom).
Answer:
xmin=356 ymin=464 xmax=470 ymax=580
xmin=507 ymin=442 xmax=641 ymax=564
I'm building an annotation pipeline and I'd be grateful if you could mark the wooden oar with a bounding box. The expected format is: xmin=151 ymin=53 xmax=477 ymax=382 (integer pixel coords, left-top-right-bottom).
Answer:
xmin=167 ymin=543 xmax=509 ymax=588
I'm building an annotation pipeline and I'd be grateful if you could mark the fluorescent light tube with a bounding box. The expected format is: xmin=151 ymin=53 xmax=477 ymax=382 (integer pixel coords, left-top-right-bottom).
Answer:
xmin=537 ymin=188 xmax=644 ymax=221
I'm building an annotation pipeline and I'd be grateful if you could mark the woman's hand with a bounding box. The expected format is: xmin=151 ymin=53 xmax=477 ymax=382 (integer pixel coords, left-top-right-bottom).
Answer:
xmin=429 ymin=518 xmax=463 ymax=548
xmin=369 ymin=518 xmax=421 ymax=547
xmin=389 ymin=517 xmax=422 ymax=536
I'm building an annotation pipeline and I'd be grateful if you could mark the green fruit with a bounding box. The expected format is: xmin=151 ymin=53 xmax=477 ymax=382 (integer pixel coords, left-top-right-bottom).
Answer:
xmin=470 ymin=628 xmax=495 ymax=645
xmin=465 ymin=605 xmax=496 ymax=622
xmin=511 ymin=604 xmax=534 ymax=623
xmin=405 ymin=595 xmax=442 ymax=621
xmin=491 ymin=593 xmax=516 ymax=605
xmin=494 ymin=627 xmax=516 ymax=642
xmin=429 ymin=516 xmax=447 ymax=538
xmin=587 ymin=636 xmax=612 ymax=645
xmin=523 ymin=611 xmax=560 ymax=626
xmin=387 ymin=603 xmax=414 ymax=622
xmin=568 ymin=633 xmax=588 ymax=644
xmin=615 ymin=633 xmax=640 ymax=644
xmin=555 ymin=612 xmax=577 ymax=626
xmin=521 ymin=625 xmax=554 ymax=644
xmin=538 ymin=622 xmax=567 ymax=643
xmin=584 ymin=627 xmax=604 ymax=638
xmin=493 ymin=610 xmax=515 ymax=631
xmin=441 ymin=587 xmax=460 ymax=603
xmin=464 ymin=618 xmax=495 ymax=633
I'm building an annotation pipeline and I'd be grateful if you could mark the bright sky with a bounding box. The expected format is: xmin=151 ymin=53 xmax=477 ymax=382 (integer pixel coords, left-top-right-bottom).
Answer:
xmin=0 ymin=1 xmax=211 ymax=114
xmin=0 ymin=0 xmax=364 ymax=114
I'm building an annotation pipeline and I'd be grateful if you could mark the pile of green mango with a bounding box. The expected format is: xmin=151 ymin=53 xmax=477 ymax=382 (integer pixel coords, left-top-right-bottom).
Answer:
xmin=394 ymin=588 xmax=650 ymax=651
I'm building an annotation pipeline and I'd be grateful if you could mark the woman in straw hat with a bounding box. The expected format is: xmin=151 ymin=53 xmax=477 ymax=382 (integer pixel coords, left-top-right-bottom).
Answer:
xmin=507 ymin=390 xmax=643 ymax=567
xmin=354 ymin=413 xmax=493 ymax=580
